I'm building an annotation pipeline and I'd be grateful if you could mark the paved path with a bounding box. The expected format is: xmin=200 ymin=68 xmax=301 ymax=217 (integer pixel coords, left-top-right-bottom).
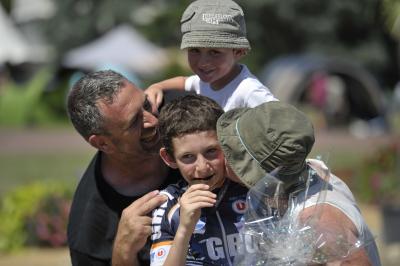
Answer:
xmin=0 ymin=127 xmax=94 ymax=155
xmin=0 ymin=127 xmax=395 ymax=155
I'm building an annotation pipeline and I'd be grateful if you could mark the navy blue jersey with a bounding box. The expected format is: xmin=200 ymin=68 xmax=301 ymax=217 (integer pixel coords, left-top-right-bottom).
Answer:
xmin=150 ymin=180 xmax=253 ymax=266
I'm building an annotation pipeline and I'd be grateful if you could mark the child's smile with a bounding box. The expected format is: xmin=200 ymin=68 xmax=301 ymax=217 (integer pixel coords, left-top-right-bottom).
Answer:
xmin=170 ymin=130 xmax=226 ymax=191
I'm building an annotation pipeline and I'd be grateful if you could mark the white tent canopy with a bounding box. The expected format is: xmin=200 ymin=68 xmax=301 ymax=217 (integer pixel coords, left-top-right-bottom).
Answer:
xmin=0 ymin=4 xmax=49 ymax=65
xmin=63 ymin=24 xmax=169 ymax=76
xmin=0 ymin=4 xmax=30 ymax=64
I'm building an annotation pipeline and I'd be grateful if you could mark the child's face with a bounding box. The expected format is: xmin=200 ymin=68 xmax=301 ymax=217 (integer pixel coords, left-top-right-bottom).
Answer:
xmin=162 ymin=130 xmax=226 ymax=190
xmin=187 ymin=47 xmax=245 ymax=90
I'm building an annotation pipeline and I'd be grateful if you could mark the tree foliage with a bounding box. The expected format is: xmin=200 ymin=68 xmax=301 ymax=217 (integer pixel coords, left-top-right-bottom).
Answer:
xmin=41 ymin=0 xmax=398 ymax=89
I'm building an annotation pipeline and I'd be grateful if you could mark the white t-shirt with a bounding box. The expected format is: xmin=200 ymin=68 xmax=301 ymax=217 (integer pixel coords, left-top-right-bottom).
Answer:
xmin=293 ymin=159 xmax=381 ymax=265
xmin=184 ymin=64 xmax=278 ymax=111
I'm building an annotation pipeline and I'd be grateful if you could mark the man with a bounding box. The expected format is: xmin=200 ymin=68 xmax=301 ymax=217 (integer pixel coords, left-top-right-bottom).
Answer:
xmin=66 ymin=70 xmax=181 ymax=265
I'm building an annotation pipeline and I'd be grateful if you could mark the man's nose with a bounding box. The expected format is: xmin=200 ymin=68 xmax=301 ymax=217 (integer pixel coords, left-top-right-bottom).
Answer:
xmin=142 ymin=110 xmax=158 ymax=128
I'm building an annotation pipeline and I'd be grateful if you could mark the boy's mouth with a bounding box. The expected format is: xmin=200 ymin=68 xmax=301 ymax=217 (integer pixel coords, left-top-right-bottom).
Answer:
xmin=191 ymin=174 xmax=214 ymax=185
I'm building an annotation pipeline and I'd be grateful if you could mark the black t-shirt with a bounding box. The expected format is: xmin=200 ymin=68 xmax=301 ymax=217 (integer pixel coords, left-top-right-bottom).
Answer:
xmin=67 ymin=152 xmax=181 ymax=265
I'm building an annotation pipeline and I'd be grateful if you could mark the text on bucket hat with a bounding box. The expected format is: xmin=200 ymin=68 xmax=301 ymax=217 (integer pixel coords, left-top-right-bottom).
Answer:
xmin=180 ymin=0 xmax=250 ymax=49
xmin=217 ymin=101 xmax=315 ymax=188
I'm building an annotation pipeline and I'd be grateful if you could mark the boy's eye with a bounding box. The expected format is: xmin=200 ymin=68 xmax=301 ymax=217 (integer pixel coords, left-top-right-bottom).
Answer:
xmin=181 ymin=154 xmax=195 ymax=164
xmin=188 ymin=48 xmax=200 ymax=54
xmin=209 ymin=50 xmax=221 ymax=56
xmin=205 ymin=148 xmax=220 ymax=160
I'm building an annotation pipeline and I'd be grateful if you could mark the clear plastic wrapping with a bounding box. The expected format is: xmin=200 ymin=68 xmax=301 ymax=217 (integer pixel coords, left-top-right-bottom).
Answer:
xmin=233 ymin=161 xmax=366 ymax=265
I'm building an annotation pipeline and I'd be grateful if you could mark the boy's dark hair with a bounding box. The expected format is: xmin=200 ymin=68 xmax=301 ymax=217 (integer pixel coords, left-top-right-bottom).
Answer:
xmin=159 ymin=94 xmax=224 ymax=156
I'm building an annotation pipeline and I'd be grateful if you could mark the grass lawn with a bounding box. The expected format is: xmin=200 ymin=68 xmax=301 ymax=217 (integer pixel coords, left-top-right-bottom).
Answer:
xmin=0 ymin=152 xmax=94 ymax=197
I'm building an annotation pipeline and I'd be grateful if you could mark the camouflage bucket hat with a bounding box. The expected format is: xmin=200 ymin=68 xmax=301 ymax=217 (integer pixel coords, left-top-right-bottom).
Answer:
xmin=180 ymin=0 xmax=250 ymax=50
xmin=216 ymin=101 xmax=315 ymax=188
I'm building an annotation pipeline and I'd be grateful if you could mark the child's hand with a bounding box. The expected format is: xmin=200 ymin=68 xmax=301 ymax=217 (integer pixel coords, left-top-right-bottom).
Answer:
xmin=145 ymin=84 xmax=164 ymax=113
xmin=178 ymin=184 xmax=217 ymax=232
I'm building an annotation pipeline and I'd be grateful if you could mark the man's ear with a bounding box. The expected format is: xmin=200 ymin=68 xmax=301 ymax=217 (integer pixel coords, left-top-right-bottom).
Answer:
xmin=160 ymin=148 xmax=178 ymax=169
xmin=88 ymin=134 xmax=112 ymax=153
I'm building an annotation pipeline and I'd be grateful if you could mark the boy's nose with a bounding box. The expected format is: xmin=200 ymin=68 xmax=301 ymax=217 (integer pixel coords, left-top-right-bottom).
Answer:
xmin=198 ymin=54 xmax=211 ymax=67
xmin=195 ymin=156 xmax=211 ymax=178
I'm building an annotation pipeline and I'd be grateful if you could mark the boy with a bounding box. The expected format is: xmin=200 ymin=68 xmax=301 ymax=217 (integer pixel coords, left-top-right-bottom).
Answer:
xmin=145 ymin=0 xmax=277 ymax=113
xmin=216 ymin=101 xmax=381 ymax=265
xmin=150 ymin=95 xmax=250 ymax=266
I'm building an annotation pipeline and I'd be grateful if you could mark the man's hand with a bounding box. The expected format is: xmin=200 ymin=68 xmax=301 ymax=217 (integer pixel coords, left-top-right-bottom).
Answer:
xmin=112 ymin=190 xmax=167 ymax=266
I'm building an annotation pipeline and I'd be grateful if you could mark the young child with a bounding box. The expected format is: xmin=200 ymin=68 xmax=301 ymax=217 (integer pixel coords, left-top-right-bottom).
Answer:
xmin=145 ymin=0 xmax=277 ymax=113
xmin=150 ymin=95 xmax=250 ymax=266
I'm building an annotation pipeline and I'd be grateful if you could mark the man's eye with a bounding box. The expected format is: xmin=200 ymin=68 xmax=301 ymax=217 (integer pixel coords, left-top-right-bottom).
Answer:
xmin=143 ymin=98 xmax=152 ymax=112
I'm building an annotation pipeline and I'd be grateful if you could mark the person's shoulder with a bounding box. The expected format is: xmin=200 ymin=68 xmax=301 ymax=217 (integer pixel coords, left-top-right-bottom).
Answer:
xmin=69 ymin=153 xmax=99 ymax=213
xmin=160 ymin=179 xmax=187 ymax=201
xmin=235 ymin=65 xmax=264 ymax=88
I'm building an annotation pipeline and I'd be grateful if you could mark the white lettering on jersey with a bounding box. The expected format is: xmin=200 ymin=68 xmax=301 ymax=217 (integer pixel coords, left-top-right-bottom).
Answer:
xmin=244 ymin=233 xmax=259 ymax=253
xmin=227 ymin=233 xmax=241 ymax=256
xmin=199 ymin=237 xmax=225 ymax=260
xmin=198 ymin=233 xmax=260 ymax=261
xmin=151 ymin=191 xmax=173 ymax=241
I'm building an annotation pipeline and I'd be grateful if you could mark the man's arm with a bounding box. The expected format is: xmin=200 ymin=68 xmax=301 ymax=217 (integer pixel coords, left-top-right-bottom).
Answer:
xmin=145 ymin=77 xmax=186 ymax=113
xmin=112 ymin=190 xmax=168 ymax=266
xmin=70 ymin=248 xmax=110 ymax=266
xmin=299 ymin=204 xmax=372 ymax=266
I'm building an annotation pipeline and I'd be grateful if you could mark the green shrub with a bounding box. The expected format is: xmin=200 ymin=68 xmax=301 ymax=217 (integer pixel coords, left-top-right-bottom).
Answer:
xmin=0 ymin=182 xmax=73 ymax=252
xmin=0 ymin=68 xmax=68 ymax=126
xmin=353 ymin=141 xmax=400 ymax=205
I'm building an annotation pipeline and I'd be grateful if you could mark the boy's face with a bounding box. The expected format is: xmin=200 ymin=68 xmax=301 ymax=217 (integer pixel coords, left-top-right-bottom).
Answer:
xmin=187 ymin=47 xmax=245 ymax=90
xmin=160 ymin=130 xmax=226 ymax=191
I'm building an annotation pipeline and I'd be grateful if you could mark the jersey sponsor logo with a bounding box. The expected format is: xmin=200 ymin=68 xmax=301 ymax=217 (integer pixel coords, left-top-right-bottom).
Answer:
xmin=198 ymin=233 xmax=259 ymax=260
xmin=232 ymin=199 xmax=247 ymax=214
xmin=156 ymin=248 xmax=166 ymax=258
xmin=150 ymin=243 xmax=171 ymax=265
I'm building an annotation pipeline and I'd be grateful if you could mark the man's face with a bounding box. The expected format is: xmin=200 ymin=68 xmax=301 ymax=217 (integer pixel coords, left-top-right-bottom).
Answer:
xmin=187 ymin=47 xmax=244 ymax=89
xmin=170 ymin=130 xmax=226 ymax=191
xmin=98 ymin=81 xmax=161 ymax=157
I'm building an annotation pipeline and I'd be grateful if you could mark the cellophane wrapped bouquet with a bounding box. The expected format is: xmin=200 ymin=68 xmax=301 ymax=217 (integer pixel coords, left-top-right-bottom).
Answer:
xmin=233 ymin=160 xmax=366 ymax=265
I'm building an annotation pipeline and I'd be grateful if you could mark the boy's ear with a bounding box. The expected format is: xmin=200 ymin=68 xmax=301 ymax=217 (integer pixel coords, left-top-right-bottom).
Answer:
xmin=88 ymin=134 xmax=113 ymax=153
xmin=160 ymin=148 xmax=178 ymax=169
xmin=233 ymin=48 xmax=247 ymax=59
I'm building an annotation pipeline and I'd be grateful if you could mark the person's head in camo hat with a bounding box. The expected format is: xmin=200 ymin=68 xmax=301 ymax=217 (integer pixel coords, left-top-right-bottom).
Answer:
xmin=217 ymin=101 xmax=315 ymax=191
xmin=180 ymin=0 xmax=251 ymax=90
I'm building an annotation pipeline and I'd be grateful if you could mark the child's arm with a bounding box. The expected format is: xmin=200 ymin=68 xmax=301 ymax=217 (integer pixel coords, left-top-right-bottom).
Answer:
xmin=162 ymin=184 xmax=216 ymax=266
xmin=145 ymin=76 xmax=187 ymax=113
